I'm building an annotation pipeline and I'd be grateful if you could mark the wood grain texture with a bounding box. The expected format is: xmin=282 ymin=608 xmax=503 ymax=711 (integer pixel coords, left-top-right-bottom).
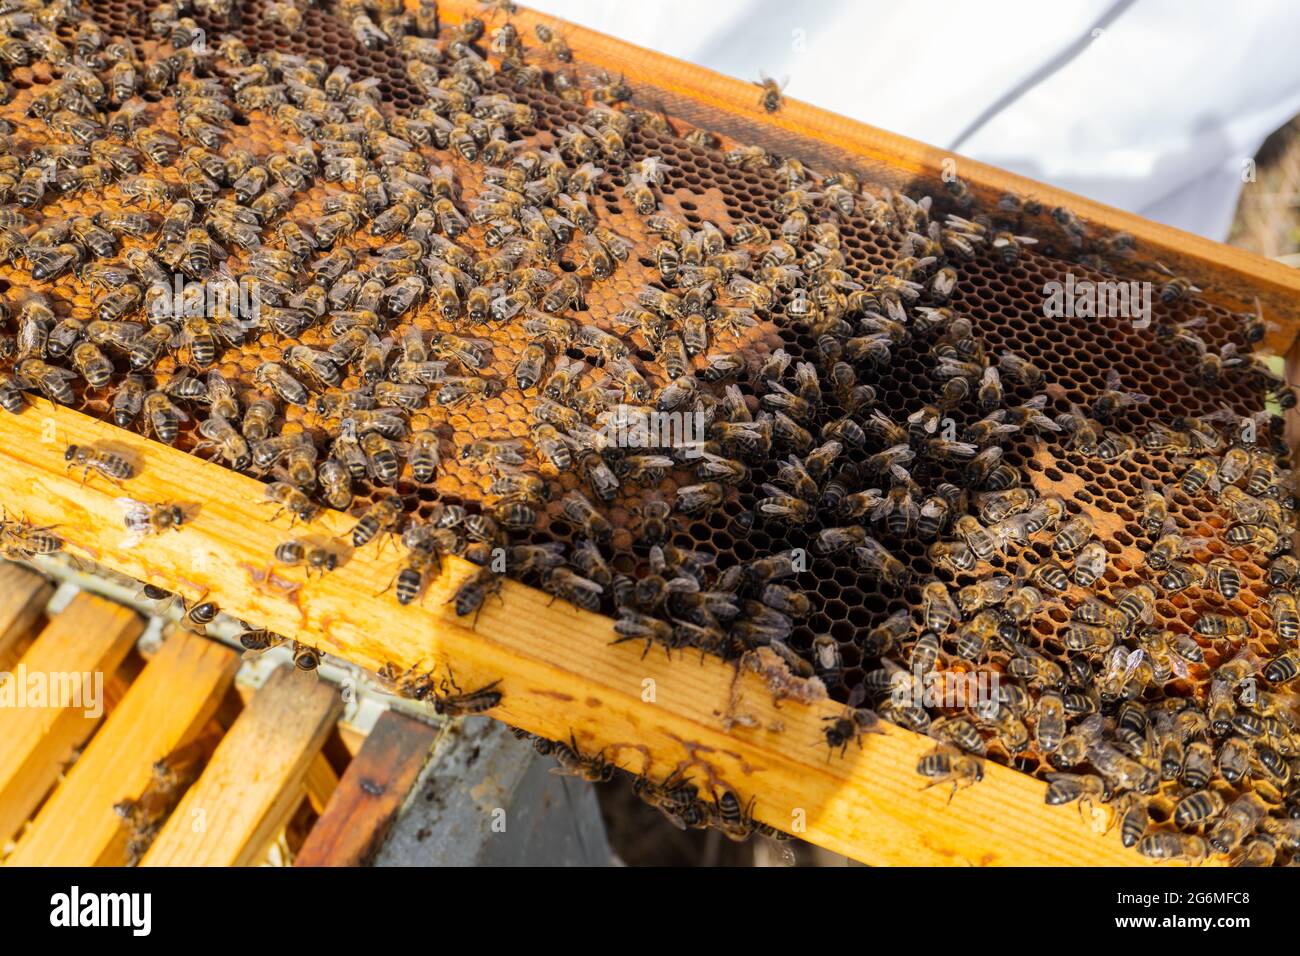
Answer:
xmin=0 ymin=400 xmax=1153 ymax=866
xmin=295 ymin=710 xmax=438 ymax=867
xmin=0 ymin=592 xmax=142 ymax=845
xmin=0 ymin=563 xmax=54 ymax=672
xmin=303 ymin=752 xmax=341 ymax=816
xmin=432 ymin=0 xmax=1300 ymax=357
xmin=4 ymin=628 xmax=238 ymax=866
xmin=141 ymin=664 xmax=341 ymax=867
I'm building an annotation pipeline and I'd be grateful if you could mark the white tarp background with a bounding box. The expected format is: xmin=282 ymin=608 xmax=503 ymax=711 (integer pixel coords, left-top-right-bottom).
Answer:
xmin=522 ymin=0 xmax=1300 ymax=241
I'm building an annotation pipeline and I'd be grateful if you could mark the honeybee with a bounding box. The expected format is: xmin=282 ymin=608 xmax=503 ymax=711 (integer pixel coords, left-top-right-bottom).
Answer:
xmin=427 ymin=668 xmax=503 ymax=717
xmin=1051 ymin=515 xmax=1093 ymax=556
xmin=533 ymin=22 xmax=572 ymax=61
xmin=1181 ymin=456 xmax=1219 ymax=496
xmin=675 ymin=482 xmax=725 ymax=515
xmin=1136 ymin=832 xmax=1208 ymax=865
xmin=440 ymin=559 xmax=500 ymax=620
xmin=916 ymin=744 xmax=984 ymax=803
xmin=1269 ymin=590 xmax=1299 ymax=641
xmin=263 ymin=482 xmax=317 ymax=526
xmin=1091 ymin=370 xmax=1149 ymax=421
xmin=65 ymin=443 xmax=134 ymax=485
xmin=1145 ymin=521 xmax=1204 ymax=571
xmin=0 ymin=510 xmax=65 ymax=561
xmin=343 ymin=494 xmax=402 ymax=550
xmin=254 ymin=362 xmax=310 ymax=406
xmin=951 ymin=515 xmax=997 ymax=562
xmin=115 ymin=498 xmax=186 ymax=547
xmin=1268 ymin=554 xmax=1300 ymax=588
xmin=1194 ymin=612 xmax=1250 ymax=638
xmin=274 ymin=538 xmax=340 ymax=578
xmin=755 ymin=72 xmax=787 ymax=112
xmin=821 ymin=685 xmax=883 ymax=758
xmin=1153 ymin=261 xmax=1202 ymax=304
xmin=461 ymin=437 xmax=527 ymax=470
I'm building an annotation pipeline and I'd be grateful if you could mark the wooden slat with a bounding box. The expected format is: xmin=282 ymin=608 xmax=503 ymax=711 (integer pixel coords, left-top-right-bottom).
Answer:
xmin=294 ymin=711 xmax=437 ymax=867
xmin=141 ymin=665 xmax=341 ymax=867
xmin=0 ymin=563 xmax=54 ymax=672
xmin=0 ymin=403 xmax=1152 ymax=865
xmin=4 ymin=628 xmax=238 ymax=866
xmin=303 ymin=752 xmax=340 ymax=815
xmin=0 ymin=593 xmax=142 ymax=845
xmin=431 ymin=0 xmax=1300 ymax=357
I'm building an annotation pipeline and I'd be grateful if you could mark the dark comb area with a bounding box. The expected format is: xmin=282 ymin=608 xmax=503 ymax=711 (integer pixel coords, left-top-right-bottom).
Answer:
xmin=0 ymin=0 xmax=1297 ymax=865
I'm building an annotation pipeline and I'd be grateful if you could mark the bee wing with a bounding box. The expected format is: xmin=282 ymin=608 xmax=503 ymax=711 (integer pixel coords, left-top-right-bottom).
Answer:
xmin=575 ymin=576 xmax=604 ymax=596
xmin=664 ymin=575 xmax=700 ymax=594
xmin=113 ymin=496 xmax=150 ymax=522
xmin=1122 ymin=649 xmax=1147 ymax=682
xmin=115 ymin=498 xmax=151 ymax=548
xmin=654 ymin=804 xmax=689 ymax=831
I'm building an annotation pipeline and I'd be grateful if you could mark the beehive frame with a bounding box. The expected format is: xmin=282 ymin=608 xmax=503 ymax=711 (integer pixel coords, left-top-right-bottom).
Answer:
xmin=1 ymin=0 xmax=1298 ymax=866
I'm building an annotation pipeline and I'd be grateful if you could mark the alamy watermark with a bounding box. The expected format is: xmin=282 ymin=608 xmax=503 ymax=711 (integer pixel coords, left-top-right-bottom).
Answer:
xmin=601 ymin=404 xmax=705 ymax=458
xmin=147 ymin=275 xmax=262 ymax=323
xmin=50 ymin=886 xmax=150 ymax=936
xmin=890 ymin=662 xmax=1000 ymax=710
xmin=1044 ymin=272 xmax=1153 ymax=329
xmin=0 ymin=666 xmax=103 ymax=718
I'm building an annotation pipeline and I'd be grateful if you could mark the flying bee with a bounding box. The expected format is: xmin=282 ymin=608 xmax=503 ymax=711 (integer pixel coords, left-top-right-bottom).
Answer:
xmin=755 ymin=72 xmax=787 ymax=112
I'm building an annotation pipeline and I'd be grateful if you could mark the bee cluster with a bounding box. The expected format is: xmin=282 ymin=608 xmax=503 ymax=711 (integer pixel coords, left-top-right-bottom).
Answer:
xmin=0 ymin=0 xmax=1298 ymax=862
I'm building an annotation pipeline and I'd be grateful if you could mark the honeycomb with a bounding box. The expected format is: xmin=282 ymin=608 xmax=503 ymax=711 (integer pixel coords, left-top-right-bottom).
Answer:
xmin=1 ymin=0 xmax=1297 ymax=864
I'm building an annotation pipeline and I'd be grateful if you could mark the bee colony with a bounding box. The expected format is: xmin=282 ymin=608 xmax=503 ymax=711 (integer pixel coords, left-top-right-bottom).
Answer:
xmin=1 ymin=0 xmax=1299 ymax=867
